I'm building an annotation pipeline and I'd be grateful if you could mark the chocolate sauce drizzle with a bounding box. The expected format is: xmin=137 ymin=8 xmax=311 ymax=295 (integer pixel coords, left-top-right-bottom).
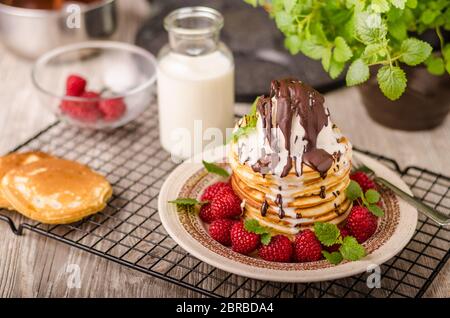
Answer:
xmin=319 ymin=186 xmax=326 ymax=199
xmin=254 ymin=78 xmax=335 ymax=178
xmin=261 ymin=200 xmax=269 ymax=217
xmin=275 ymin=194 xmax=285 ymax=219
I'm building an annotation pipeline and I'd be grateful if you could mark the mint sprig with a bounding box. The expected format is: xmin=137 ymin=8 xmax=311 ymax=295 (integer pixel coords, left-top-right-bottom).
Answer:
xmin=322 ymin=251 xmax=344 ymax=265
xmin=314 ymin=222 xmax=341 ymax=247
xmin=244 ymin=219 xmax=272 ymax=245
xmin=202 ymin=160 xmax=230 ymax=177
xmin=244 ymin=1 xmax=450 ymax=101
xmin=345 ymin=180 xmax=385 ymax=217
xmin=229 ymin=97 xmax=259 ymax=143
xmin=339 ymin=236 xmax=366 ymax=261
xmin=168 ymin=198 xmax=208 ymax=210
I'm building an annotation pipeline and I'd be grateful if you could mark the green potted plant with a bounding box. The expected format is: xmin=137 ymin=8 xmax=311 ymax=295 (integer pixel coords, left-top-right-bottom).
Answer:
xmin=245 ymin=0 xmax=450 ymax=130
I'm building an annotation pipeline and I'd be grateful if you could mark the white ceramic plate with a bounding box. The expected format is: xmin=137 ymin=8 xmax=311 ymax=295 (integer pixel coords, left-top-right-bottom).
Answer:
xmin=158 ymin=147 xmax=417 ymax=282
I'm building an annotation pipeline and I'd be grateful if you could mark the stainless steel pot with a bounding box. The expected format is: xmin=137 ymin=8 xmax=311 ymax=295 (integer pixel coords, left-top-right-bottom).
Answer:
xmin=0 ymin=0 xmax=117 ymax=59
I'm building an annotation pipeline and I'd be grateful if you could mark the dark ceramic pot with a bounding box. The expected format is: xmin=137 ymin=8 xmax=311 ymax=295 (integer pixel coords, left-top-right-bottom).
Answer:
xmin=359 ymin=67 xmax=450 ymax=131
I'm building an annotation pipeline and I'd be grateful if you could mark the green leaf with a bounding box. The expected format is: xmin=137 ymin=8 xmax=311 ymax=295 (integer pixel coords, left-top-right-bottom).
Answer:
xmin=346 ymin=180 xmax=363 ymax=201
xmin=322 ymin=47 xmax=332 ymax=71
xmin=229 ymin=97 xmax=259 ymax=143
xmin=446 ymin=61 xmax=450 ymax=75
xmin=283 ymin=0 xmax=297 ymax=13
xmin=371 ymin=0 xmax=390 ymax=13
xmin=420 ymin=9 xmax=439 ymax=25
xmin=368 ymin=204 xmax=385 ymax=217
xmin=376 ymin=65 xmax=407 ymax=100
xmin=425 ymin=56 xmax=445 ymax=75
xmin=333 ymin=37 xmax=353 ymax=63
xmin=388 ymin=20 xmax=407 ymax=41
xmin=356 ymin=12 xmax=387 ymax=44
xmin=168 ymin=198 xmax=207 ymax=207
xmin=400 ymin=38 xmax=432 ymax=66
xmin=322 ymin=251 xmax=343 ymax=265
xmin=244 ymin=219 xmax=268 ymax=235
xmin=202 ymin=160 xmax=230 ymax=177
xmin=299 ymin=38 xmax=326 ymax=60
xmin=329 ymin=58 xmax=345 ymax=79
xmin=365 ymin=189 xmax=381 ymax=204
xmin=314 ymin=222 xmax=341 ymax=247
xmin=261 ymin=233 xmax=272 ymax=245
xmin=391 ymin=0 xmax=406 ymax=9
xmin=339 ymin=236 xmax=366 ymax=261
xmin=406 ymin=0 xmax=417 ymax=9
xmin=285 ymin=35 xmax=302 ymax=54
xmin=443 ymin=44 xmax=450 ymax=61
xmin=346 ymin=59 xmax=370 ymax=86
xmin=275 ymin=11 xmax=293 ymax=33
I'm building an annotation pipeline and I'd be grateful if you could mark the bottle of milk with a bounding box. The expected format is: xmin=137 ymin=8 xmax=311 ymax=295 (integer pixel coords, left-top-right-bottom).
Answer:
xmin=157 ymin=7 xmax=235 ymax=160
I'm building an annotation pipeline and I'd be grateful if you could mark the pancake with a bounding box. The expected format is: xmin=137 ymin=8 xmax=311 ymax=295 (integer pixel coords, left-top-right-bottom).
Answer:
xmin=228 ymin=78 xmax=353 ymax=236
xmin=0 ymin=151 xmax=52 ymax=209
xmin=1 ymin=157 xmax=112 ymax=224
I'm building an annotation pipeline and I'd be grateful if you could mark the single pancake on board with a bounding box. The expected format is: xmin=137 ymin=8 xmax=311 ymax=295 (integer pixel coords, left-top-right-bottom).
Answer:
xmin=1 ymin=157 xmax=112 ymax=224
xmin=0 ymin=151 xmax=52 ymax=209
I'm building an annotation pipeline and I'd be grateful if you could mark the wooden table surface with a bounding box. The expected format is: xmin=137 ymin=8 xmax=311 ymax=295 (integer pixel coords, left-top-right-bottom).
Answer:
xmin=0 ymin=0 xmax=448 ymax=298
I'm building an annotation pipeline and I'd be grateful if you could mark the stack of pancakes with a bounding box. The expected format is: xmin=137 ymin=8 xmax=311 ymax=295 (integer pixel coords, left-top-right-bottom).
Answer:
xmin=0 ymin=152 xmax=112 ymax=224
xmin=230 ymin=135 xmax=352 ymax=236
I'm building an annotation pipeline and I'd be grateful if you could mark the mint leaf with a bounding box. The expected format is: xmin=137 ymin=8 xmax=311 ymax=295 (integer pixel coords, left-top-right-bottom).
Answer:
xmin=329 ymin=57 xmax=345 ymax=79
xmin=168 ymin=198 xmax=207 ymax=209
xmin=322 ymin=47 xmax=332 ymax=71
xmin=363 ymin=43 xmax=385 ymax=58
xmin=443 ymin=44 xmax=450 ymax=61
xmin=283 ymin=0 xmax=296 ymax=13
xmin=406 ymin=0 xmax=417 ymax=8
xmin=245 ymin=219 xmax=272 ymax=245
xmin=346 ymin=180 xmax=363 ymax=201
xmin=388 ymin=20 xmax=407 ymax=41
xmin=400 ymin=38 xmax=432 ymax=66
xmin=275 ymin=11 xmax=293 ymax=33
xmin=346 ymin=59 xmax=370 ymax=86
xmin=299 ymin=37 xmax=326 ymax=60
xmin=420 ymin=9 xmax=439 ymax=25
xmin=285 ymin=35 xmax=302 ymax=54
xmin=377 ymin=65 xmax=407 ymax=100
xmin=322 ymin=251 xmax=343 ymax=265
xmin=356 ymin=12 xmax=387 ymax=44
xmin=333 ymin=37 xmax=353 ymax=62
xmin=202 ymin=160 xmax=229 ymax=177
xmin=425 ymin=56 xmax=446 ymax=76
xmin=365 ymin=189 xmax=381 ymax=204
xmin=314 ymin=222 xmax=341 ymax=247
xmin=261 ymin=233 xmax=272 ymax=245
xmin=229 ymin=97 xmax=259 ymax=143
xmin=244 ymin=219 xmax=268 ymax=235
xmin=368 ymin=204 xmax=385 ymax=217
xmin=391 ymin=0 xmax=406 ymax=9
xmin=371 ymin=0 xmax=390 ymax=13
xmin=339 ymin=236 xmax=366 ymax=261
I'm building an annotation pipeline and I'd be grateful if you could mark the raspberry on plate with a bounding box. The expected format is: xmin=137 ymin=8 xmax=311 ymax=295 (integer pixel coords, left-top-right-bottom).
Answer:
xmin=350 ymin=171 xmax=377 ymax=193
xmin=199 ymin=203 xmax=215 ymax=223
xmin=346 ymin=206 xmax=378 ymax=243
xmin=60 ymin=91 xmax=102 ymax=123
xmin=209 ymin=219 xmax=235 ymax=246
xmin=66 ymin=74 xmax=87 ymax=97
xmin=293 ymin=229 xmax=323 ymax=262
xmin=230 ymin=221 xmax=260 ymax=255
xmin=200 ymin=182 xmax=233 ymax=202
xmin=210 ymin=190 xmax=242 ymax=220
xmin=258 ymin=235 xmax=293 ymax=263
xmin=99 ymin=97 xmax=126 ymax=122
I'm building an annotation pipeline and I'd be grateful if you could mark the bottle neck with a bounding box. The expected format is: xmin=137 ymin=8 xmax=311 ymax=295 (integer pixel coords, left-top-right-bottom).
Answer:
xmin=168 ymin=31 xmax=220 ymax=56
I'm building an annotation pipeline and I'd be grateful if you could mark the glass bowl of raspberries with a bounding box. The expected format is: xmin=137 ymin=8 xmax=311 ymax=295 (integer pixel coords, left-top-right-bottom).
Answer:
xmin=32 ymin=41 xmax=157 ymax=129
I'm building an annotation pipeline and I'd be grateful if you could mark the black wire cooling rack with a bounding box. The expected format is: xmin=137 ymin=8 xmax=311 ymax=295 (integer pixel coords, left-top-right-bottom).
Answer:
xmin=0 ymin=104 xmax=449 ymax=298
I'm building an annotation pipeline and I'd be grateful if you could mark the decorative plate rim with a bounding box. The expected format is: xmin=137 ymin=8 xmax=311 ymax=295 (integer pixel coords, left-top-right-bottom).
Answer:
xmin=158 ymin=147 xmax=418 ymax=283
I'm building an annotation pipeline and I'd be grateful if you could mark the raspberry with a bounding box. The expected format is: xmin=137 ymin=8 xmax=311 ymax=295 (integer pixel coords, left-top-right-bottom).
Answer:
xmin=199 ymin=204 xmax=215 ymax=223
xmin=293 ymin=229 xmax=323 ymax=262
xmin=350 ymin=171 xmax=377 ymax=193
xmin=258 ymin=235 xmax=293 ymax=263
xmin=209 ymin=219 xmax=235 ymax=246
xmin=324 ymin=227 xmax=350 ymax=253
xmin=210 ymin=190 xmax=242 ymax=220
xmin=200 ymin=182 xmax=233 ymax=202
xmin=230 ymin=221 xmax=260 ymax=254
xmin=60 ymin=91 xmax=102 ymax=123
xmin=66 ymin=74 xmax=87 ymax=96
xmin=98 ymin=97 xmax=126 ymax=122
xmin=346 ymin=206 xmax=378 ymax=243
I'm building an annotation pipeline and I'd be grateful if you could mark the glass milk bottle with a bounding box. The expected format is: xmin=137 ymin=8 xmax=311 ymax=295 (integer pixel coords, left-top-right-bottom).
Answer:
xmin=157 ymin=7 xmax=235 ymax=160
